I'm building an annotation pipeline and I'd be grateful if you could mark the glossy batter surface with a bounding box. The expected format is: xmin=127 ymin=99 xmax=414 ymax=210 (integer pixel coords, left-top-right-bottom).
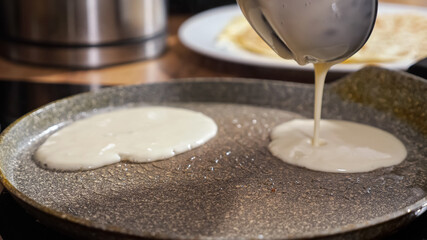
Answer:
xmin=35 ymin=107 xmax=217 ymax=170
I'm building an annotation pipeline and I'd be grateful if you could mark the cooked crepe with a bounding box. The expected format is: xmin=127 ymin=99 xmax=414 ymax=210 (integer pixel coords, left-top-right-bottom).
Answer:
xmin=218 ymin=13 xmax=427 ymax=64
xmin=218 ymin=16 xmax=279 ymax=58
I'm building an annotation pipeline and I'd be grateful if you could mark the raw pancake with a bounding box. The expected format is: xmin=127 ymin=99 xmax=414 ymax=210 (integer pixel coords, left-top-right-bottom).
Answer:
xmin=269 ymin=119 xmax=407 ymax=173
xmin=35 ymin=107 xmax=218 ymax=171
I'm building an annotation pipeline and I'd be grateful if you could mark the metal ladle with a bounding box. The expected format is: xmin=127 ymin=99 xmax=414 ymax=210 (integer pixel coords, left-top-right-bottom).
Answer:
xmin=236 ymin=0 xmax=378 ymax=65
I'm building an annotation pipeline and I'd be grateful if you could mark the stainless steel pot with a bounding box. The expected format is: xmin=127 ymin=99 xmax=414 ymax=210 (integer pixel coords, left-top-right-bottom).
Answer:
xmin=0 ymin=0 xmax=167 ymax=68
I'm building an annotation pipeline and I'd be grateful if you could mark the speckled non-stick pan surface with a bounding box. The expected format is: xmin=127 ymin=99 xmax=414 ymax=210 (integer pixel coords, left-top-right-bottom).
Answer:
xmin=0 ymin=67 xmax=426 ymax=240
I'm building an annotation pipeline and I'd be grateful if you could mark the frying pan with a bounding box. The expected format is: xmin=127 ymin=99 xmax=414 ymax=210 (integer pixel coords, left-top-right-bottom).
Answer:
xmin=0 ymin=67 xmax=426 ymax=239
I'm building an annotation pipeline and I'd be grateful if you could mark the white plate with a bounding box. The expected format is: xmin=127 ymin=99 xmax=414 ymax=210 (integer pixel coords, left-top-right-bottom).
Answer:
xmin=178 ymin=3 xmax=427 ymax=72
